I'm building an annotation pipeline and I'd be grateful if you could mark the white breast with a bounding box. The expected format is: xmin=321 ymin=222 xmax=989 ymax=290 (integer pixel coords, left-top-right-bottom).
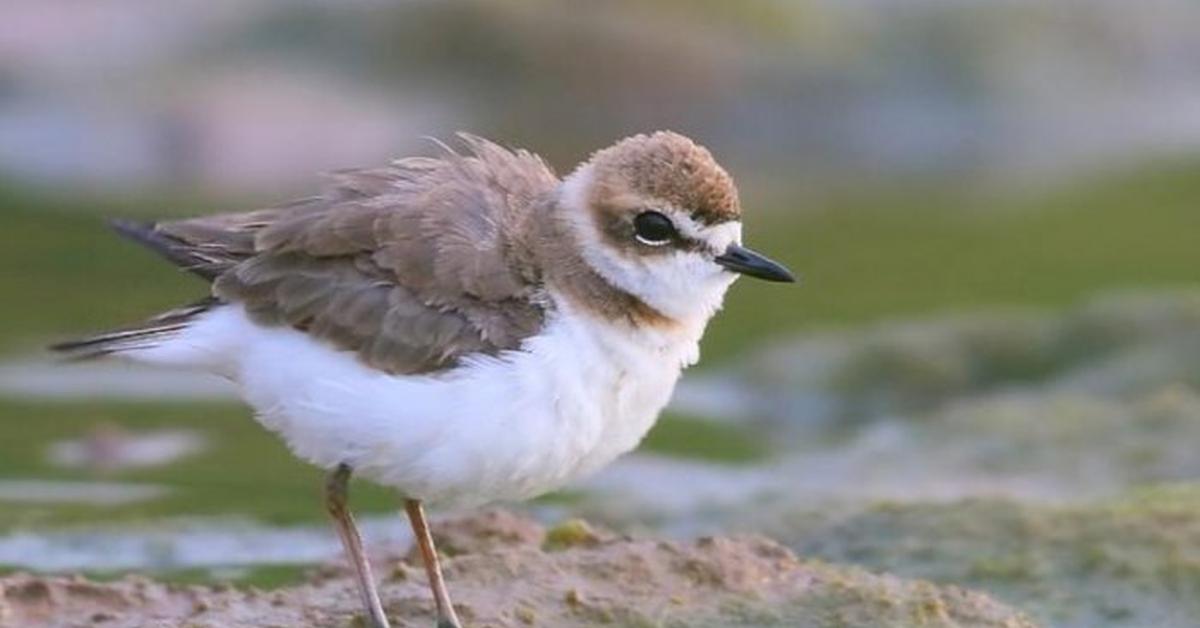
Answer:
xmin=135 ymin=298 xmax=703 ymax=508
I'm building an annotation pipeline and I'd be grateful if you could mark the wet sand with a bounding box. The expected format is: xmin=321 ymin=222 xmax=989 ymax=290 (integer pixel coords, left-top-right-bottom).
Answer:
xmin=0 ymin=511 xmax=1034 ymax=628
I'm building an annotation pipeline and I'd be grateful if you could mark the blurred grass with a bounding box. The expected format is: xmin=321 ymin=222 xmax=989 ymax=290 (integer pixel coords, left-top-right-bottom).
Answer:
xmin=0 ymin=187 xmax=217 ymax=356
xmin=642 ymin=413 xmax=768 ymax=464
xmin=0 ymin=564 xmax=314 ymax=590
xmin=143 ymin=563 xmax=312 ymax=589
xmin=706 ymin=159 xmax=1200 ymax=361
xmin=0 ymin=400 xmax=389 ymax=529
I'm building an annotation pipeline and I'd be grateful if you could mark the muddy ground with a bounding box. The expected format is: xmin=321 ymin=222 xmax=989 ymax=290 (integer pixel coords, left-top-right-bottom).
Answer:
xmin=0 ymin=511 xmax=1034 ymax=628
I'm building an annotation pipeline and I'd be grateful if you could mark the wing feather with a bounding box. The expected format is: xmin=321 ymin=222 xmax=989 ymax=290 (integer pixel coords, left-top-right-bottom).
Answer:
xmin=138 ymin=135 xmax=559 ymax=374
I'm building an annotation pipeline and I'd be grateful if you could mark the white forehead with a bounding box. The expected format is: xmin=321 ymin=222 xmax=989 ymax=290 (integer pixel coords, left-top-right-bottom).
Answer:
xmin=659 ymin=207 xmax=742 ymax=253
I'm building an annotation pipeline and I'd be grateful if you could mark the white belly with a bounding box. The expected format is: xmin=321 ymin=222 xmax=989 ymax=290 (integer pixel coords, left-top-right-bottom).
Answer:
xmin=144 ymin=302 xmax=699 ymax=507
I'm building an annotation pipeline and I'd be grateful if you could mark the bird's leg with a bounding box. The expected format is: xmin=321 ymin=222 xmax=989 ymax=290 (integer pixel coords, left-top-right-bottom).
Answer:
xmin=404 ymin=499 xmax=462 ymax=628
xmin=325 ymin=464 xmax=390 ymax=628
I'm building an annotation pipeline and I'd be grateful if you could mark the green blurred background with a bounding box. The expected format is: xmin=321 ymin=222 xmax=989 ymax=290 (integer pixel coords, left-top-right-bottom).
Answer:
xmin=3 ymin=1 xmax=1200 ymax=622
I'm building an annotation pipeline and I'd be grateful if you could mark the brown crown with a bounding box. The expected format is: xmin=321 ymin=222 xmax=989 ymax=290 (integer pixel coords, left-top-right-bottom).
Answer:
xmin=587 ymin=131 xmax=740 ymax=225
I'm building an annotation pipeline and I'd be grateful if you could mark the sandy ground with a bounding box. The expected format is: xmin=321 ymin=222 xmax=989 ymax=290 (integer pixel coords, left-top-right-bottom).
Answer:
xmin=0 ymin=511 xmax=1035 ymax=628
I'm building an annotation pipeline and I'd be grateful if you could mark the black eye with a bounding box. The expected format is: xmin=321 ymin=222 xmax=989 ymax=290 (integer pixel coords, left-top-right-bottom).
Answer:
xmin=633 ymin=211 xmax=676 ymax=246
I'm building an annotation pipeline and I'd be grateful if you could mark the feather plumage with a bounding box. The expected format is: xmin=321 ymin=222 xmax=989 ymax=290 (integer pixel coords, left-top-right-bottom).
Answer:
xmin=59 ymin=135 xmax=558 ymax=374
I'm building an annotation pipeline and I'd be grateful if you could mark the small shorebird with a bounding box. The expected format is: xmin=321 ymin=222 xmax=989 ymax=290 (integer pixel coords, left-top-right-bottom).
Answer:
xmin=54 ymin=132 xmax=793 ymax=627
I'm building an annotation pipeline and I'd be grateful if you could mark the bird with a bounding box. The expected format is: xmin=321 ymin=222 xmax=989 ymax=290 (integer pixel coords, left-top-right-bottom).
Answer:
xmin=52 ymin=131 xmax=795 ymax=628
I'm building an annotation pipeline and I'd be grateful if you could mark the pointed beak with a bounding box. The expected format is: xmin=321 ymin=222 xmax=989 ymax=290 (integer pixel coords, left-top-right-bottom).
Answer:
xmin=715 ymin=244 xmax=796 ymax=283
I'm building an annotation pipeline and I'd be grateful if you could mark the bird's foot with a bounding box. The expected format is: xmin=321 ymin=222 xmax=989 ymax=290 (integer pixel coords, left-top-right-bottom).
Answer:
xmin=437 ymin=618 xmax=463 ymax=628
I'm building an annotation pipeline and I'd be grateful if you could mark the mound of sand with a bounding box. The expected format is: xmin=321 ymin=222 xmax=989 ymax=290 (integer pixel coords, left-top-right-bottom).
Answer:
xmin=0 ymin=511 xmax=1034 ymax=628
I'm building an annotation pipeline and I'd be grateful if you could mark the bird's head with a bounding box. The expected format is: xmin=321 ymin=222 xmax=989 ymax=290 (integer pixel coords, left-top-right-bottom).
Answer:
xmin=560 ymin=131 xmax=793 ymax=322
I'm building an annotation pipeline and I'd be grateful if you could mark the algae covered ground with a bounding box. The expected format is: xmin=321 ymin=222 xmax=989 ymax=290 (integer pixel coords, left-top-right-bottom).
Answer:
xmin=771 ymin=488 xmax=1200 ymax=628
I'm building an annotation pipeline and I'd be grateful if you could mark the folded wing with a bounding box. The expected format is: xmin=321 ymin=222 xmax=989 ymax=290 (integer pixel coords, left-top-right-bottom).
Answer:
xmin=118 ymin=135 xmax=559 ymax=375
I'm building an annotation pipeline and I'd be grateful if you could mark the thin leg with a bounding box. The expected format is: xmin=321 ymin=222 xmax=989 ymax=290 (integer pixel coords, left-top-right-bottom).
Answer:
xmin=404 ymin=499 xmax=462 ymax=628
xmin=325 ymin=464 xmax=390 ymax=628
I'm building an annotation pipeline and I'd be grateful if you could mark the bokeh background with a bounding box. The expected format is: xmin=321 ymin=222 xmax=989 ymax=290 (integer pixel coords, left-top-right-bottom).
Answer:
xmin=3 ymin=1 xmax=1200 ymax=625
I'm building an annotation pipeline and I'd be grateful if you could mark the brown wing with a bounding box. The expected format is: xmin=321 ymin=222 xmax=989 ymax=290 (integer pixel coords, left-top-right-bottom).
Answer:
xmin=142 ymin=134 xmax=559 ymax=375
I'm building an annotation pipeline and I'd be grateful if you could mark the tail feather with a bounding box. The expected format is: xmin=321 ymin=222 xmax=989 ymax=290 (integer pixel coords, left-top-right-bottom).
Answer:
xmin=108 ymin=218 xmax=224 ymax=280
xmin=49 ymin=298 xmax=217 ymax=361
xmin=51 ymin=217 xmax=235 ymax=362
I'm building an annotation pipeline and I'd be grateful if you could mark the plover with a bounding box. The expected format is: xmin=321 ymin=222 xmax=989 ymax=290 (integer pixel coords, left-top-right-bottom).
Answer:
xmin=53 ymin=132 xmax=794 ymax=628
